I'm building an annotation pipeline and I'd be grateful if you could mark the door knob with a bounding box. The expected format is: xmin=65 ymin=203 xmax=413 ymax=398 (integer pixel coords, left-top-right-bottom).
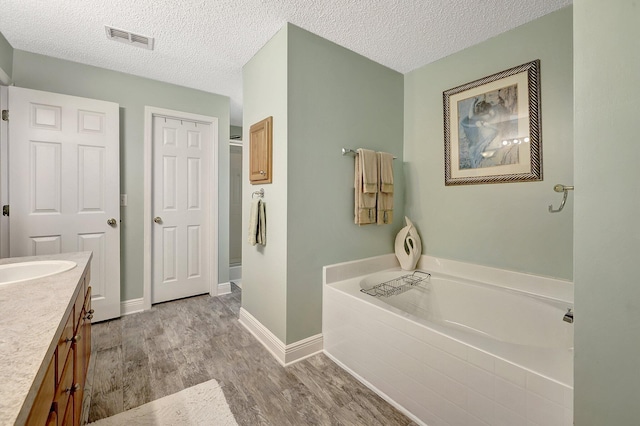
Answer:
xmin=154 ymin=217 xmax=163 ymax=224
xmin=107 ymin=218 xmax=117 ymax=227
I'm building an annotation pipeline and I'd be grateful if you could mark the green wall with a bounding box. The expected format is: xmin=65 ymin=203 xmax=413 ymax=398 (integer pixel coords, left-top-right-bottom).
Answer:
xmin=574 ymin=0 xmax=640 ymax=423
xmin=12 ymin=50 xmax=231 ymax=301
xmin=404 ymin=7 xmax=573 ymax=279
xmin=0 ymin=31 xmax=12 ymax=82
xmin=242 ymin=26 xmax=289 ymax=342
xmin=286 ymin=24 xmax=404 ymax=343
xmin=243 ymin=24 xmax=404 ymax=344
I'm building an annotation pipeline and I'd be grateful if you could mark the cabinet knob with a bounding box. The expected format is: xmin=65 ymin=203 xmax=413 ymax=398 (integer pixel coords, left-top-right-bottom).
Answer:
xmin=85 ymin=313 xmax=94 ymax=320
xmin=65 ymin=334 xmax=81 ymax=343
xmin=65 ymin=383 xmax=80 ymax=394
xmin=259 ymin=170 xmax=266 ymax=175
xmin=88 ymin=309 xmax=95 ymax=315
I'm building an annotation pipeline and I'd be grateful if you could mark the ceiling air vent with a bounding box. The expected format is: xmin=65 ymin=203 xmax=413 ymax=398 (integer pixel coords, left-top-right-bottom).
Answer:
xmin=105 ymin=26 xmax=154 ymax=50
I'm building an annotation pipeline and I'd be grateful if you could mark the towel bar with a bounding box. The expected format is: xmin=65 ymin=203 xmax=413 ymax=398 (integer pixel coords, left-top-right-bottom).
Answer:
xmin=252 ymin=188 xmax=264 ymax=198
xmin=342 ymin=148 xmax=397 ymax=159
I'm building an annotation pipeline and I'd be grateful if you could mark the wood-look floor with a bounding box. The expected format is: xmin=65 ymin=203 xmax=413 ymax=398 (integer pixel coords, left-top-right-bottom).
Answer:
xmin=84 ymin=284 xmax=416 ymax=425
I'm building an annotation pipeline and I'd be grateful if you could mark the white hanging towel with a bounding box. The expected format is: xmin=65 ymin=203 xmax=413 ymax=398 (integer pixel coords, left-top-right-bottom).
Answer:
xmin=354 ymin=148 xmax=378 ymax=225
xmin=248 ymin=198 xmax=267 ymax=246
xmin=377 ymin=151 xmax=394 ymax=225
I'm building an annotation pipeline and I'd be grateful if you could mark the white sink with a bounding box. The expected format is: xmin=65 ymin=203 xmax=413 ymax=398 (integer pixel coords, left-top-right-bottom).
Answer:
xmin=0 ymin=260 xmax=77 ymax=286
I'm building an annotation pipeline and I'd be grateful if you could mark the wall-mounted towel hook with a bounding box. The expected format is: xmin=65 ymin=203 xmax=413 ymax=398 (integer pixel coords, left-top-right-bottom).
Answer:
xmin=252 ymin=188 xmax=264 ymax=199
xmin=548 ymin=184 xmax=574 ymax=213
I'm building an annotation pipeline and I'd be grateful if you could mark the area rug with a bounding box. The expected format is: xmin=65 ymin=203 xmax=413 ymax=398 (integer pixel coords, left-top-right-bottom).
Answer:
xmin=90 ymin=379 xmax=238 ymax=425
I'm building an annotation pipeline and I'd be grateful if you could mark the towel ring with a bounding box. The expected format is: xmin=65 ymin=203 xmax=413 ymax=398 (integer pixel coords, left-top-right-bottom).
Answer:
xmin=252 ymin=188 xmax=264 ymax=199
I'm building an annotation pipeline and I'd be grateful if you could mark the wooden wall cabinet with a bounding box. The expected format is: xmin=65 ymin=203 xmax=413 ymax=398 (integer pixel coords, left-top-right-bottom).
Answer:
xmin=249 ymin=116 xmax=273 ymax=184
xmin=26 ymin=268 xmax=92 ymax=426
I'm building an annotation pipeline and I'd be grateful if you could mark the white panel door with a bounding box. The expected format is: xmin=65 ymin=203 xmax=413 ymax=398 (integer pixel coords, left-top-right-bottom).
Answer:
xmin=152 ymin=116 xmax=211 ymax=303
xmin=9 ymin=86 xmax=120 ymax=322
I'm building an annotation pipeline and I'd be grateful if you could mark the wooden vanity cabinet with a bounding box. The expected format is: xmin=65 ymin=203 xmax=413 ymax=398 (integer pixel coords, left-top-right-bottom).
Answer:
xmin=26 ymin=269 xmax=92 ymax=426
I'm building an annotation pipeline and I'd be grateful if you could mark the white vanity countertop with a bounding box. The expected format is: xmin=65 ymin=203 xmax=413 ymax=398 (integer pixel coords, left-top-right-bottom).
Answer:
xmin=0 ymin=251 xmax=92 ymax=426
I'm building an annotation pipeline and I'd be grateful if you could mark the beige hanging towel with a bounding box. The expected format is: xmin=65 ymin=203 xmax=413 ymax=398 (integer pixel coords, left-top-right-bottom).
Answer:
xmin=354 ymin=148 xmax=378 ymax=225
xmin=360 ymin=148 xmax=378 ymax=193
xmin=248 ymin=198 xmax=267 ymax=246
xmin=257 ymin=199 xmax=266 ymax=245
xmin=377 ymin=151 xmax=394 ymax=225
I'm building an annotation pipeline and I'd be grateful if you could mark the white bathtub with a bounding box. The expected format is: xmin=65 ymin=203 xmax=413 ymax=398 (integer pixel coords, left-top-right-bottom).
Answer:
xmin=323 ymin=254 xmax=574 ymax=426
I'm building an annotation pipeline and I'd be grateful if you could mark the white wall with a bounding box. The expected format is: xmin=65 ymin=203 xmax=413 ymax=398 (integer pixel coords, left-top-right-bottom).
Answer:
xmin=242 ymin=26 xmax=289 ymax=342
xmin=0 ymin=31 xmax=12 ymax=84
xmin=574 ymin=0 xmax=640 ymax=423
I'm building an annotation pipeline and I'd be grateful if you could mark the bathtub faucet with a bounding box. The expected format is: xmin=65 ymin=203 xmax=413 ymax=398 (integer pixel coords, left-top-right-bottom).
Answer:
xmin=563 ymin=308 xmax=574 ymax=324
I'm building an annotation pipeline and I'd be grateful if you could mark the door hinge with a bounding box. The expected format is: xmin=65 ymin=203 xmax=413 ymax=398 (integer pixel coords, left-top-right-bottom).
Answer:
xmin=2 ymin=205 xmax=8 ymax=217
xmin=1 ymin=110 xmax=7 ymax=121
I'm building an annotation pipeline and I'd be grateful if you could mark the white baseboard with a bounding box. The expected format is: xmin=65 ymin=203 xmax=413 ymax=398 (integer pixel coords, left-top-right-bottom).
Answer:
xmin=286 ymin=332 xmax=324 ymax=365
xmin=217 ymin=281 xmax=231 ymax=295
xmin=121 ymin=298 xmax=145 ymax=316
xmin=238 ymin=307 xmax=323 ymax=366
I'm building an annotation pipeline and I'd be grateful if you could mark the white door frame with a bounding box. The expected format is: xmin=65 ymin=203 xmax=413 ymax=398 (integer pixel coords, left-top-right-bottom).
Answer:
xmin=143 ymin=106 xmax=219 ymax=310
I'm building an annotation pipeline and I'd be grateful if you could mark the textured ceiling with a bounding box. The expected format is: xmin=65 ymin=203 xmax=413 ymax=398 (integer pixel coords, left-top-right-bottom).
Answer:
xmin=0 ymin=0 xmax=571 ymax=126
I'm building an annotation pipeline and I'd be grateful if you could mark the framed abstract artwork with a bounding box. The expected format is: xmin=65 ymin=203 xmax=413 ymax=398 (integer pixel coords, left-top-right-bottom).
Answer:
xmin=443 ymin=60 xmax=542 ymax=185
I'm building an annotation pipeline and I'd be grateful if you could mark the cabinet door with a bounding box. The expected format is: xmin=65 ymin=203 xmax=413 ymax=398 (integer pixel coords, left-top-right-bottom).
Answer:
xmin=26 ymin=357 xmax=55 ymax=425
xmin=73 ymin=328 xmax=84 ymax=425
xmin=249 ymin=117 xmax=272 ymax=184
xmin=83 ymin=286 xmax=92 ymax=377
xmin=61 ymin=394 xmax=74 ymax=426
xmin=54 ymin=355 xmax=74 ymax=426
xmin=45 ymin=409 xmax=57 ymax=426
xmin=56 ymin=311 xmax=74 ymax=385
xmin=73 ymin=287 xmax=92 ymax=424
xmin=74 ymin=287 xmax=90 ymax=378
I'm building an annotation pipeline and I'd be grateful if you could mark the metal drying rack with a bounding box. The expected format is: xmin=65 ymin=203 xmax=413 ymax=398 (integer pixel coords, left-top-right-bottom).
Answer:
xmin=360 ymin=271 xmax=430 ymax=298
